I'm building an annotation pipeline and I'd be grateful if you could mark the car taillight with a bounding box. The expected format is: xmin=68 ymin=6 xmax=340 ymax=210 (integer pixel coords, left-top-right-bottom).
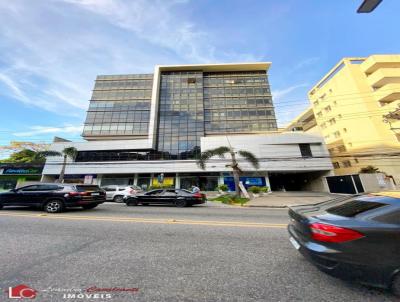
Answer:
xmin=68 ymin=192 xmax=89 ymax=197
xmin=309 ymin=223 xmax=364 ymax=243
xmin=193 ymin=193 xmax=203 ymax=198
xmin=127 ymin=188 xmax=134 ymax=194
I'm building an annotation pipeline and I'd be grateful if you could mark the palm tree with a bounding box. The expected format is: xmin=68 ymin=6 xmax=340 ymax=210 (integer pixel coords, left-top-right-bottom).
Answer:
xmin=359 ymin=165 xmax=380 ymax=174
xmin=197 ymin=146 xmax=259 ymax=196
xmin=37 ymin=147 xmax=78 ymax=183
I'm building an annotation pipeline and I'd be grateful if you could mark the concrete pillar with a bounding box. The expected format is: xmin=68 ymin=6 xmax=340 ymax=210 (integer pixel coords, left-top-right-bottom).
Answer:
xmin=41 ymin=175 xmax=55 ymax=183
xmin=175 ymin=173 xmax=180 ymax=189
xmin=95 ymin=174 xmax=103 ymax=186
xmin=218 ymin=173 xmax=225 ymax=185
xmin=133 ymin=174 xmax=138 ymax=186
xmin=264 ymin=172 xmax=271 ymax=192
xmin=150 ymin=173 xmax=154 ymax=187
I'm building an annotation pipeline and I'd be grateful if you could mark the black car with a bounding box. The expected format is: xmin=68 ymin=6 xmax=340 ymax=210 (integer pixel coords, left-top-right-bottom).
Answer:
xmin=0 ymin=183 xmax=106 ymax=213
xmin=124 ymin=189 xmax=206 ymax=207
xmin=287 ymin=192 xmax=400 ymax=296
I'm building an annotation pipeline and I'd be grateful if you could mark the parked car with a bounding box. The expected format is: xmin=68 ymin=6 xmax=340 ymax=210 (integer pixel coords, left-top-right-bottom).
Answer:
xmin=287 ymin=191 xmax=400 ymax=296
xmin=0 ymin=183 xmax=106 ymax=213
xmin=102 ymin=185 xmax=143 ymax=202
xmin=124 ymin=189 xmax=206 ymax=207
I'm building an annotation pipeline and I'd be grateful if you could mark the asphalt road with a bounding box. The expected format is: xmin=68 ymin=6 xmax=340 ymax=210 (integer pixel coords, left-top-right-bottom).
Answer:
xmin=0 ymin=202 xmax=396 ymax=302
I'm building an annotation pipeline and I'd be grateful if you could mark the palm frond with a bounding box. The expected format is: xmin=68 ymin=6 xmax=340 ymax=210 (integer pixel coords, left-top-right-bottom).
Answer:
xmin=196 ymin=146 xmax=231 ymax=170
xmin=63 ymin=147 xmax=78 ymax=160
xmin=238 ymin=150 xmax=259 ymax=169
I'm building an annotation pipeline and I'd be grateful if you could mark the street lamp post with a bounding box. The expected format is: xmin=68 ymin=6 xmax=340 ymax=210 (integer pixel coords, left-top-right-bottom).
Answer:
xmin=357 ymin=0 xmax=383 ymax=13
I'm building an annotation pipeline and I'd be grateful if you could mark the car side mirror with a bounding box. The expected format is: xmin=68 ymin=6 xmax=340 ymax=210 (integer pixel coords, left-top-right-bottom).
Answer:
xmin=10 ymin=188 xmax=17 ymax=192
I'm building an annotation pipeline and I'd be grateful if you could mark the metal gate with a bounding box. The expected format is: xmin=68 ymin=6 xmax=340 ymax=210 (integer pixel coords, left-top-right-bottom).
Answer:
xmin=326 ymin=175 xmax=365 ymax=194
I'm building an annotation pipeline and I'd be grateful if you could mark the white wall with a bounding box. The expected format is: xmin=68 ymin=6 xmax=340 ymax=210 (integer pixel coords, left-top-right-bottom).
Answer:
xmin=360 ymin=173 xmax=396 ymax=192
xmin=43 ymin=132 xmax=333 ymax=176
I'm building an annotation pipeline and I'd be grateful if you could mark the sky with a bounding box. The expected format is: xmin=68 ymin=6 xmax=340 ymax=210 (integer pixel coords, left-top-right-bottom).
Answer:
xmin=0 ymin=0 xmax=399 ymax=151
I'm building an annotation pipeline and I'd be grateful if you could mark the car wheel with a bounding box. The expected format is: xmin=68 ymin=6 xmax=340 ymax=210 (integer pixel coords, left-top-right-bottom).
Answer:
xmin=82 ymin=204 xmax=98 ymax=210
xmin=175 ymin=199 xmax=187 ymax=208
xmin=142 ymin=203 xmax=149 ymax=206
xmin=44 ymin=200 xmax=64 ymax=213
xmin=127 ymin=199 xmax=138 ymax=206
xmin=113 ymin=195 xmax=124 ymax=203
xmin=392 ymin=272 xmax=400 ymax=297
xmin=0 ymin=203 xmax=3 ymax=210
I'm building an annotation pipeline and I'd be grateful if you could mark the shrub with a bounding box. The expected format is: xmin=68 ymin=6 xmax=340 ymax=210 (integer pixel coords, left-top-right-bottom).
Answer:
xmin=211 ymin=194 xmax=249 ymax=205
xmin=217 ymin=184 xmax=228 ymax=192
xmin=260 ymin=186 xmax=269 ymax=193
xmin=248 ymin=186 xmax=261 ymax=194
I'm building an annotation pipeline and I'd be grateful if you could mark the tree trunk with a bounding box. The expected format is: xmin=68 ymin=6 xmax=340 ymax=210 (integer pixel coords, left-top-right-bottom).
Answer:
xmin=58 ymin=154 xmax=67 ymax=183
xmin=233 ymin=168 xmax=241 ymax=197
xmin=231 ymin=151 xmax=241 ymax=196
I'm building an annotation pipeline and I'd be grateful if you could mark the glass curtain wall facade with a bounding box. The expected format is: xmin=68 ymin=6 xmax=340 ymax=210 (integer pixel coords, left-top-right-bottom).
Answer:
xmin=204 ymin=71 xmax=277 ymax=133
xmin=82 ymin=74 xmax=153 ymax=138
xmin=156 ymin=71 xmax=204 ymax=160
xmin=81 ymin=66 xmax=277 ymax=160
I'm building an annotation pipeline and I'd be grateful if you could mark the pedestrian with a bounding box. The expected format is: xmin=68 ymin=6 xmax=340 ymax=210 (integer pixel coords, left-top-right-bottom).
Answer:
xmin=191 ymin=185 xmax=200 ymax=193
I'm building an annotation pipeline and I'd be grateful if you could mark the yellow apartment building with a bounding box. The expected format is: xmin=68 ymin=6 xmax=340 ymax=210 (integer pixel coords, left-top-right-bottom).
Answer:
xmin=289 ymin=55 xmax=400 ymax=184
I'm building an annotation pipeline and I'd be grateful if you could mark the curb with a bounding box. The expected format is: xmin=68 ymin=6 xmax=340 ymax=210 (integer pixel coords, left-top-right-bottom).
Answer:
xmin=243 ymin=205 xmax=287 ymax=208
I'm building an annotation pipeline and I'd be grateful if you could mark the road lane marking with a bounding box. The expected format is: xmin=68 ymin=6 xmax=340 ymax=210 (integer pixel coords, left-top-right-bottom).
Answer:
xmin=0 ymin=212 xmax=288 ymax=229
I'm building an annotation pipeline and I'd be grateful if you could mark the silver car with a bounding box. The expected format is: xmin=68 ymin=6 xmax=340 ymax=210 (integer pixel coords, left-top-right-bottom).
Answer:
xmin=102 ymin=185 xmax=143 ymax=203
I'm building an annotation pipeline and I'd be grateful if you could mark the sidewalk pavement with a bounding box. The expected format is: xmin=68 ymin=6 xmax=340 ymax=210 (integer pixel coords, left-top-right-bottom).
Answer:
xmin=244 ymin=191 xmax=351 ymax=208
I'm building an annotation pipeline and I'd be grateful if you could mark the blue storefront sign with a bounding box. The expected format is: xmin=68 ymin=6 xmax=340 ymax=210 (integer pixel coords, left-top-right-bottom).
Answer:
xmin=223 ymin=176 xmax=266 ymax=191
xmin=1 ymin=167 xmax=42 ymax=175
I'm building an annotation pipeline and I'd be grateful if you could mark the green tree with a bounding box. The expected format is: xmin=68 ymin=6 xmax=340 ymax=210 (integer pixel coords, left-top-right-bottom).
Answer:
xmin=37 ymin=147 xmax=78 ymax=183
xmin=0 ymin=149 xmax=45 ymax=163
xmin=197 ymin=146 xmax=259 ymax=196
xmin=0 ymin=141 xmax=50 ymax=163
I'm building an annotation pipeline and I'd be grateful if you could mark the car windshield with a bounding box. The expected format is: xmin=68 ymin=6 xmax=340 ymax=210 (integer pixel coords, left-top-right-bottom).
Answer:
xmin=326 ymin=198 xmax=387 ymax=217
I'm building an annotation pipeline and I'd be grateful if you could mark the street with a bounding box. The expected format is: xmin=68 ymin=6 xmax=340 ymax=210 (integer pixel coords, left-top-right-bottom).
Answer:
xmin=0 ymin=203 xmax=395 ymax=302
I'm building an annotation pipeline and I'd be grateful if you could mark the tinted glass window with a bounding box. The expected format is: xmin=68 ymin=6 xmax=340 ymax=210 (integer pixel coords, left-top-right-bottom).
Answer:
xmin=75 ymin=185 xmax=101 ymax=192
xmin=103 ymin=187 xmax=117 ymax=192
xmin=299 ymin=144 xmax=312 ymax=157
xmin=162 ymin=190 xmax=176 ymax=196
xmin=177 ymin=189 xmax=193 ymax=196
xmin=19 ymin=185 xmax=40 ymax=191
xmin=327 ymin=199 xmax=387 ymax=217
xmin=374 ymin=210 xmax=400 ymax=224
xmin=39 ymin=185 xmax=62 ymax=191
xmin=145 ymin=190 xmax=163 ymax=195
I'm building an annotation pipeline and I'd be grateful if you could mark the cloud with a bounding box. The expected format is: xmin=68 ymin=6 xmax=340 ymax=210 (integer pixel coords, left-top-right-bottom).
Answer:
xmin=61 ymin=0 xmax=217 ymax=62
xmin=0 ymin=0 xmax=260 ymax=120
xmin=292 ymin=57 xmax=320 ymax=71
xmin=0 ymin=72 xmax=30 ymax=104
xmin=272 ymin=83 xmax=309 ymax=101
xmin=272 ymin=82 xmax=311 ymax=127
xmin=12 ymin=125 xmax=83 ymax=137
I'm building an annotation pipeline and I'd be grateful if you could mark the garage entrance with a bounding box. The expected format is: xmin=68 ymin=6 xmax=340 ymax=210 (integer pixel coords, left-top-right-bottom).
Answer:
xmin=268 ymin=171 xmax=329 ymax=192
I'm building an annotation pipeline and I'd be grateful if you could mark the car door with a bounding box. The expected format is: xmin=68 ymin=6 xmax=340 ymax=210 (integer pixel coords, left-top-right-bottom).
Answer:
xmin=159 ymin=189 xmax=178 ymax=204
xmin=103 ymin=186 xmax=117 ymax=200
xmin=139 ymin=190 xmax=163 ymax=203
xmin=14 ymin=185 xmax=43 ymax=205
xmin=0 ymin=189 xmax=19 ymax=206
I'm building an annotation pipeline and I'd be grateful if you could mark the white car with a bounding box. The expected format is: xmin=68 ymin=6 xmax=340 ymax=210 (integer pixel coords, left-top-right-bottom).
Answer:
xmin=102 ymin=185 xmax=143 ymax=203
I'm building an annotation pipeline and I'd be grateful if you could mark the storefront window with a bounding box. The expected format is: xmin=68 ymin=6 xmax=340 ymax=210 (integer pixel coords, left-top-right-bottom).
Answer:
xmin=0 ymin=179 xmax=17 ymax=191
xmin=180 ymin=175 xmax=219 ymax=191
xmin=137 ymin=174 xmax=151 ymax=190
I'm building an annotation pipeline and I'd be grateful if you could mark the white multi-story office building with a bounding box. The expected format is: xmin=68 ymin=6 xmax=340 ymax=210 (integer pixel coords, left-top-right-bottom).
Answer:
xmin=42 ymin=63 xmax=333 ymax=191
